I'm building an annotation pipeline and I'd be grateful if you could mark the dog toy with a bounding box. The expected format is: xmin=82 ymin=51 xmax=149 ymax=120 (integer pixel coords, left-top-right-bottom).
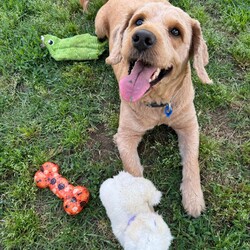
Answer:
xmin=34 ymin=162 xmax=90 ymax=215
xmin=100 ymin=171 xmax=173 ymax=250
xmin=41 ymin=34 xmax=106 ymax=61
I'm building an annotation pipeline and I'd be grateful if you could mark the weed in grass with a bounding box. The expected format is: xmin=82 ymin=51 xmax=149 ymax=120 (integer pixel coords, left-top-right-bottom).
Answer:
xmin=1 ymin=208 xmax=41 ymax=249
xmin=241 ymin=141 xmax=250 ymax=166
xmin=230 ymin=32 xmax=250 ymax=68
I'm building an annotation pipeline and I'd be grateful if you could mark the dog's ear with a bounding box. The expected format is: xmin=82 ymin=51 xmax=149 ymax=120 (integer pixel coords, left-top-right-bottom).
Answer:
xmin=190 ymin=20 xmax=212 ymax=84
xmin=106 ymin=12 xmax=133 ymax=65
xmin=142 ymin=179 xmax=162 ymax=206
xmin=149 ymin=190 xmax=162 ymax=206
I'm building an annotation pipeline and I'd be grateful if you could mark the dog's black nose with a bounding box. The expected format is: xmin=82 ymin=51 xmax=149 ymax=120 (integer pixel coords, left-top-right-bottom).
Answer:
xmin=132 ymin=29 xmax=156 ymax=51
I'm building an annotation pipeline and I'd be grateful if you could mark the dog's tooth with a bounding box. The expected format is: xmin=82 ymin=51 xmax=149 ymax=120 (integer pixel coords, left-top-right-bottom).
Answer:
xmin=150 ymin=68 xmax=160 ymax=81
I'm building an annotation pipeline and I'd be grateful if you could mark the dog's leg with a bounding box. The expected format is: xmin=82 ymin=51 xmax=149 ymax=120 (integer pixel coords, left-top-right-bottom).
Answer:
xmin=114 ymin=103 xmax=149 ymax=177
xmin=174 ymin=120 xmax=205 ymax=217
xmin=114 ymin=130 xmax=144 ymax=177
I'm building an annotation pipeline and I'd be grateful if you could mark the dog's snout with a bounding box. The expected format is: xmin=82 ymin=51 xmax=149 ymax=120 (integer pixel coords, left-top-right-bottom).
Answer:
xmin=132 ymin=29 xmax=156 ymax=51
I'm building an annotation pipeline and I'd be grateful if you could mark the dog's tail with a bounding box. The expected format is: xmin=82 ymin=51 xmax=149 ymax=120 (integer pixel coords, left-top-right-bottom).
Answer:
xmin=79 ymin=0 xmax=89 ymax=11
xmin=79 ymin=0 xmax=108 ymax=12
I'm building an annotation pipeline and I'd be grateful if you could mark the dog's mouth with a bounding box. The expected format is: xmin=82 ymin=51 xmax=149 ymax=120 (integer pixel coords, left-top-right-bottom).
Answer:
xmin=128 ymin=60 xmax=173 ymax=86
xmin=119 ymin=60 xmax=173 ymax=102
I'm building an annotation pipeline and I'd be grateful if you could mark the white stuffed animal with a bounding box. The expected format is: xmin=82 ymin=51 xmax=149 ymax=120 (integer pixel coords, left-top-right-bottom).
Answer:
xmin=99 ymin=171 xmax=173 ymax=250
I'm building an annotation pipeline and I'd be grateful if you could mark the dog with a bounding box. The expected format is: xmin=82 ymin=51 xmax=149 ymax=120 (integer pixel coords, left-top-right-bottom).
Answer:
xmin=100 ymin=171 xmax=173 ymax=250
xmin=82 ymin=0 xmax=212 ymax=217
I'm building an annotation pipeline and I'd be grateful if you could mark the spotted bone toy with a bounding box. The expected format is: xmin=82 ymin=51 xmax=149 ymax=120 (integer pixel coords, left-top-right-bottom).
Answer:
xmin=34 ymin=162 xmax=90 ymax=215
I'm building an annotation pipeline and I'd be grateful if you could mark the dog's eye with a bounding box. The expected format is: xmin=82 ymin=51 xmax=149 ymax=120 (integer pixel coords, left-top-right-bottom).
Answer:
xmin=135 ymin=19 xmax=144 ymax=26
xmin=170 ymin=28 xmax=180 ymax=37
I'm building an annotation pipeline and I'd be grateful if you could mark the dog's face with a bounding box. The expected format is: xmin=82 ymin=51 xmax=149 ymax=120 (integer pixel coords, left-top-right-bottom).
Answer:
xmin=106 ymin=2 xmax=211 ymax=102
xmin=122 ymin=3 xmax=191 ymax=74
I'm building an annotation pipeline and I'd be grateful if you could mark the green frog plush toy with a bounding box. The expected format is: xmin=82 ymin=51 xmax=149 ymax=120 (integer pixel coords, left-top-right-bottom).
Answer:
xmin=41 ymin=34 xmax=106 ymax=61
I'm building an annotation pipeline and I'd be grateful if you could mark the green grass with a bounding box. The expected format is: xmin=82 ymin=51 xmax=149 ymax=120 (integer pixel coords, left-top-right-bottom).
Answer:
xmin=0 ymin=0 xmax=249 ymax=249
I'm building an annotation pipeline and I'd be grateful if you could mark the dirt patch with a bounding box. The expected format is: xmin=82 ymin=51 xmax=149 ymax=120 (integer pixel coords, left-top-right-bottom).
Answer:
xmin=87 ymin=124 xmax=116 ymax=161
xmin=203 ymin=107 xmax=248 ymax=143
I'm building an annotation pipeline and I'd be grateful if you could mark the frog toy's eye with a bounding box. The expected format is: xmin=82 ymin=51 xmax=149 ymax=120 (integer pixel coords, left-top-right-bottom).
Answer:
xmin=48 ymin=39 xmax=54 ymax=45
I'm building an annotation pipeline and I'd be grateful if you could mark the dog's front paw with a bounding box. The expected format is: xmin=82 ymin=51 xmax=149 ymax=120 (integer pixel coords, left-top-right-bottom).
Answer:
xmin=180 ymin=179 xmax=205 ymax=218
xmin=126 ymin=165 xmax=144 ymax=177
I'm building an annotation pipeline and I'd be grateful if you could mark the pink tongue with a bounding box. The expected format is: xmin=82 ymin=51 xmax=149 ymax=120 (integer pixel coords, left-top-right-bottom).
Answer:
xmin=119 ymin=61 xmax=156 ymax=102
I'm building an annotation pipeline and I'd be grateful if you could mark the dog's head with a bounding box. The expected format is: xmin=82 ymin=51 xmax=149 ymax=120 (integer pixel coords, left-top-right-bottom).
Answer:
xmin=100 ymin=171 xmax=162 ymax=211
xmin=106 ymin=2 xmax=212 ymax=102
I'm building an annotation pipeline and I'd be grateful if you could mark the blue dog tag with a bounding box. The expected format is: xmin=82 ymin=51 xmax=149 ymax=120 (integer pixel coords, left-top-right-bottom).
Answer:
xmin=164 ymin=103 xmax=173 ymax=117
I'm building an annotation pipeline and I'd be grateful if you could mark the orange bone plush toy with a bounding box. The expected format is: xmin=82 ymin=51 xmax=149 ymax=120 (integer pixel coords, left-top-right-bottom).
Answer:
xmin=34 ymin=162 xmax=90 ymax=215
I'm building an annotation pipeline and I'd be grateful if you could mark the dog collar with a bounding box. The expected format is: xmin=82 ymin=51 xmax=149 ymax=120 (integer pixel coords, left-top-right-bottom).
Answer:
xmin=145 ymin=84 xmax=184 ymax=118
xmin=146 ymin=102 xmax=173 ymax=117
xmin=146 ymin=102 xmax=167 ymax=108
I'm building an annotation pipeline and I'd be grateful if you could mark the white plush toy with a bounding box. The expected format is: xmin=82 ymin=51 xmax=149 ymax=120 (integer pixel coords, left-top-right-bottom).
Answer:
xmin=99 ymin=171 xmax=173 ymax=250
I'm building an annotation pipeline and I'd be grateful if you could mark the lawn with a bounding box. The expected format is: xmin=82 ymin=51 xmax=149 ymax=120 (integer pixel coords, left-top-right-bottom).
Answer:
xmin=0 ymin=0 xmax=249 ymax=249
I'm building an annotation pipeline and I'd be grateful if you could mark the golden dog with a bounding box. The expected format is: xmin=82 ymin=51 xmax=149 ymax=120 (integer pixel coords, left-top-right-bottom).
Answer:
xmin=83 ymin=0 xmax=212 ymax=217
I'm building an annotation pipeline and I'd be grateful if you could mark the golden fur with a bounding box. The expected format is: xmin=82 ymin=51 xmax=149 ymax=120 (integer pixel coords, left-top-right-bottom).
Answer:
xmin=83 ymin=0 xmax=212 ymax=217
